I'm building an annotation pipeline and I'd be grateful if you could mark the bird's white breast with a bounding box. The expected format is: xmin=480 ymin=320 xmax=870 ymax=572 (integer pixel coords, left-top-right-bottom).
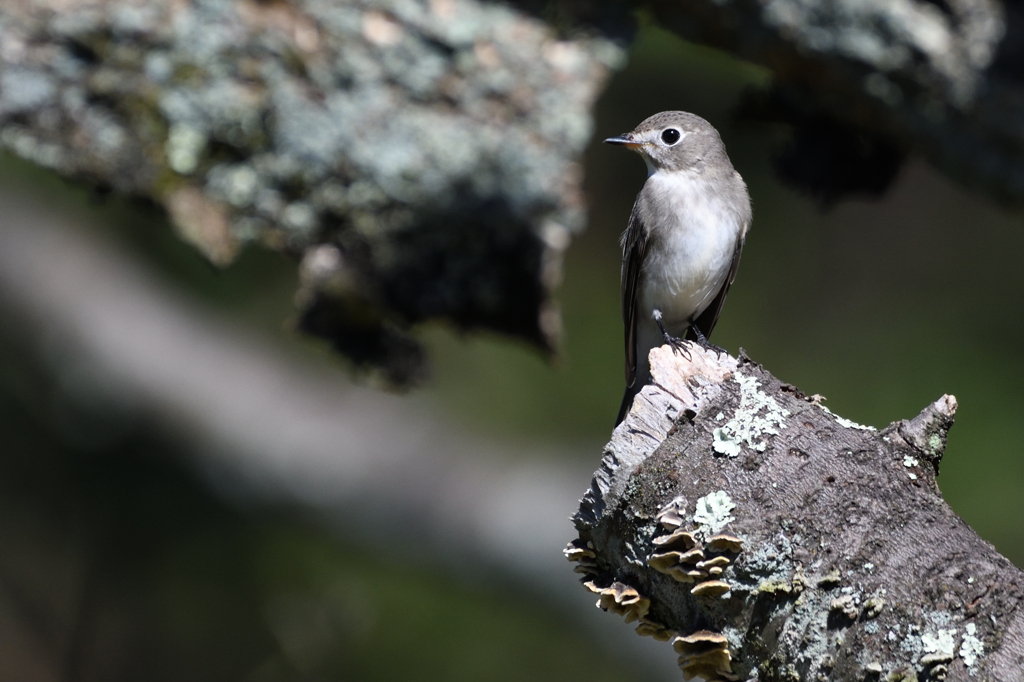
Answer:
xmin=639 ymin=170 xmax=741 ymax=333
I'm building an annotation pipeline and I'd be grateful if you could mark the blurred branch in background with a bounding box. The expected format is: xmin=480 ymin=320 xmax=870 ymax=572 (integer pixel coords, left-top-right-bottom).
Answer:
xmin=0 ymin=191 xmax=676 ymax=679
xmin=635 ymin=0 xmax=1016 ymax=206
xmin=0 ymin=0 xmax=623 ymax=382
xmin=3 ymin=0 xmax=1024 ymax=372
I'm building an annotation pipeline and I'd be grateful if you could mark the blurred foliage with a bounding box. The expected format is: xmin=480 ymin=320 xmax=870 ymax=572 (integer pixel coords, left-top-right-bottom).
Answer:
xmin=2 ymin=18 xmax=1024 ymax=682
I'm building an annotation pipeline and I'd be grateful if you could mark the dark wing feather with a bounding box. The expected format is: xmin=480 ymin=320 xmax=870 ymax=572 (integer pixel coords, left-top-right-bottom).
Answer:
xmin=689 ymin=226 xmax=747 ymax=342
xmin=620 ymin=200 xmax=648 ymax=389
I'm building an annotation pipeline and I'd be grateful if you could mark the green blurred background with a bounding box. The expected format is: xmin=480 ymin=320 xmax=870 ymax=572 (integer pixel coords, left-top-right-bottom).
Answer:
xmin=2 ymin=24 xmax=1022 ymax=682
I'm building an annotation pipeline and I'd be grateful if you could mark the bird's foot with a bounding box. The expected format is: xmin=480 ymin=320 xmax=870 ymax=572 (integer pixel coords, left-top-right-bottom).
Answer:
xmin=689 ymin=324 xmax=727 ymax=356
xmin=666 ymin=335 xmax=691 ymax=358
xmin=653 ymin=310 xmax=692 ymax=359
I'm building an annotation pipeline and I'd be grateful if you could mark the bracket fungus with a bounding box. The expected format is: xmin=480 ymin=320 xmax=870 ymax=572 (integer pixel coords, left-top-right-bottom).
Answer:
xmin=635 ymin=616 xmax=675 ymax=642
xmin=829 ymin=594 xmax=859 ymax=622
xmin=648 ymin=551 xmax=701 ymax=583
xmin=689 ymin=580 xmax=731 ymax=598
xmin=863 ymin=596 xmax=886 ymax=619
xmin=656 ymin=498 xmax=689 ymax=531
xmin=672 ymin=631 xmax=739 ymax=681
xmin=562 ymin=537 xmax=596 ymax=562
xmin=920 ymin=650 xmax=954 ymax=681
xmin=652 ymin=529 xmax=699 ymax=551
xmin=704 ymin=533 xmax=743 ymax=554
xmin=646 ymin=505 xmax=743 ymax=599
xmin=583 ymin=579 xmax=650 ymax=624
xmin=566 ymin=482 xmax=745 ymax=678
xmin=563 ymin=538 xmax=600 ymax=575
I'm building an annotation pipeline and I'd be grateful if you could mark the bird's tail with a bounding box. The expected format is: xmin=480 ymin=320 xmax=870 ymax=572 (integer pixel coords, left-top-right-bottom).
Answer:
xmin=615 ymin=383 xmax=641 ymax=426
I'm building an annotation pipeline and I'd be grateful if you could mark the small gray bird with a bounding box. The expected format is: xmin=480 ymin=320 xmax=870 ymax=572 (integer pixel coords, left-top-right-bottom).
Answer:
xmin=605 ymin=112 xmax=751 ymax=425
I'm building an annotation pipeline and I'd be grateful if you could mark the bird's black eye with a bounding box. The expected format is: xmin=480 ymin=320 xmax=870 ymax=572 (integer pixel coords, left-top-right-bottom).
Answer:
xmin=661 ymin=128 xmax=681 ymax=145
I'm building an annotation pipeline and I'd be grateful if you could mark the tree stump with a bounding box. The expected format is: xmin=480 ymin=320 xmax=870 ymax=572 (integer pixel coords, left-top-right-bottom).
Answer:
xmin=568 ymin=345 xmax=1024 ymax=681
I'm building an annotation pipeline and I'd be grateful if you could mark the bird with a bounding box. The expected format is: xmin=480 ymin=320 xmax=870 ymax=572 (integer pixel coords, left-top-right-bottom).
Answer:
xmin=604 ymin=111 xmax=751 ymax=425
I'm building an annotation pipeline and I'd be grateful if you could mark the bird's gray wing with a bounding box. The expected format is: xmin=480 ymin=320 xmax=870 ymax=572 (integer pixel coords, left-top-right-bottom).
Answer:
xmin=621 ymin=199 xmax=648 ymax=389
xmin=690 ymin=224 xmax=747 ymax=341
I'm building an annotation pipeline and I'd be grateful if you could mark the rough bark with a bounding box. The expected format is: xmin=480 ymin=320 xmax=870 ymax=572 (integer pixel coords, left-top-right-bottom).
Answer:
xmin=0 ymin=0 xmax=621 ymax=383
xmin=638 ymin=0 xmax=1023 ymax=206
xmin=569 ymin=345 xmax=1024 ymax=681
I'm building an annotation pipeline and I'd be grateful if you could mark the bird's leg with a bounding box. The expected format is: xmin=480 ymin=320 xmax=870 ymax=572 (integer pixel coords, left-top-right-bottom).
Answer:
xmin=653 ymin=309 xmax=691 ymax=358
xmin=688 ymin=322 xmax=727 ymax=356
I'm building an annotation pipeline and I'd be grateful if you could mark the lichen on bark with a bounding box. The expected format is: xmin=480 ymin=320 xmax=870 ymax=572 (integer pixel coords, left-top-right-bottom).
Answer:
xmin=569 ymin=345 xmax=1024 ymax=681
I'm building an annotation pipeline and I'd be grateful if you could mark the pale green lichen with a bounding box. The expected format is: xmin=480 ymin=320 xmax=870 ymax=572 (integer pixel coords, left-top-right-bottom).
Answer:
xmin=693 ymin=491 xmax=735 ymax=534
xmin=711 ymin=372 xmax=790 ymax=457
xmin=926 ymin=610 xmax=955 ymax=628
xmin=922 ymin=629 xmax=957 ymax=656
xmin=959 ymin=623 xmax=983 ymax=668
xmin=757 ymin=579 xmax=793 ymax=595
xmin=712 ymin=427 xmax=741 ymax=457
xmin=903 ymin=454 xmax=920 ymax=480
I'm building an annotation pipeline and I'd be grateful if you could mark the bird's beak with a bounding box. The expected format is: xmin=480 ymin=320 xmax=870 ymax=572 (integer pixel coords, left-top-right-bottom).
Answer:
xmin=603 ymin=134 xmax=642 ymax=148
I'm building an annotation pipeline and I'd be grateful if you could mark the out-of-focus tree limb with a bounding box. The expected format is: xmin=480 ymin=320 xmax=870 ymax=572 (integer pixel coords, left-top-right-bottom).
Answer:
xmin=6 ymin=0 xmax=1024 ymax=381
xmin=568 ymin=345 xmax=1024 ymax=681
xmin=636 ymin=0 xmax=1020 ymax=205
xmin=0 ymin=191 xmax=684 ymax=679
xmin=0 ymin=189 xmax=570 ymax=585
xmin=0 ymin=0 xmax=623 ymax=382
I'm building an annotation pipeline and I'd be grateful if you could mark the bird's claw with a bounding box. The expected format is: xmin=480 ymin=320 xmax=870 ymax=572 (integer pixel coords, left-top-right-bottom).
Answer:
xmin=666 ymin=334 xmax=691 ymax=359
xmin=653 ymin=309 xmax=692 ymax=359
xmin=697 ymin=338 xmax=728 ymax=356
xmin=688 ymin=323 xmax=727 ymax=357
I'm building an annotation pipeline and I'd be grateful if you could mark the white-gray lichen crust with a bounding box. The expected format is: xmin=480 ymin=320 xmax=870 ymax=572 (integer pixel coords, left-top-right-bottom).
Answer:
xmin=712 ymin=372 xmax=790 ymax=457
xmin=921 ymin=628 xmax=957 ymax=657
xmin=959 ymin=623 xmax=984 ymax=668
xmin=819 ymin=403 xmax=876 ymax=431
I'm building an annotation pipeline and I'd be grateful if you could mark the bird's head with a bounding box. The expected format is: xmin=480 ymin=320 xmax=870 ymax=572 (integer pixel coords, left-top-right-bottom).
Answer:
xmin=604 ymin=111 xmax=727 ymax=175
